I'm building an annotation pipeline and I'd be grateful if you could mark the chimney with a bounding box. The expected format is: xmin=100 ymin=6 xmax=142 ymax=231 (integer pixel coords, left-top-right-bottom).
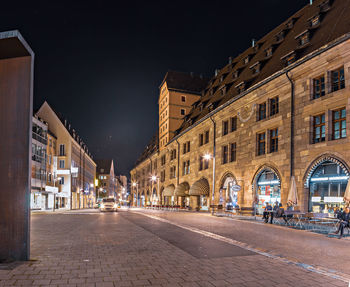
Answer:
xmin=252 ymin=39 xmax=256 ymax=47
xmin=215 ymin=69 xmax=220 ymax=77
xmin=228 ymin=57 xmax=232 ymax=64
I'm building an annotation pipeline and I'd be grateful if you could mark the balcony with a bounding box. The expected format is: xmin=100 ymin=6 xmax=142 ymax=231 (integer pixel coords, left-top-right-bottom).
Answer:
xmin=32 ymin=132 xmax=48 ymax=145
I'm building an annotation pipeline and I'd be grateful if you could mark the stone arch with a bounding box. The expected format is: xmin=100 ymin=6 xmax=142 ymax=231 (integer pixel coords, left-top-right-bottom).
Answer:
xmin=219 ymin=171 xmax=237 ymax=188
xmin=303 ymin=153 xmax=350 ymax=188
xmin=252 ymin=164 xmax=282 ymax=186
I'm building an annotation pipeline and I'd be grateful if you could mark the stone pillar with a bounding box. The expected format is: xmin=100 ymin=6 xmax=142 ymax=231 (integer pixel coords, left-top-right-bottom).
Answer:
xmin=0 ymin=31 xmax=34 ymax=262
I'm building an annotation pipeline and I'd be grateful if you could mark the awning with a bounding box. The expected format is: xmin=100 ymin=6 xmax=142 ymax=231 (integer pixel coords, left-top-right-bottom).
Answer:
xmin=189 ymin=178 xmax=210 ymax=196
xmin=174 ymin=182 xmax=190 ymax=196
xmin=163 ymin=184 xmax=175 ymax=197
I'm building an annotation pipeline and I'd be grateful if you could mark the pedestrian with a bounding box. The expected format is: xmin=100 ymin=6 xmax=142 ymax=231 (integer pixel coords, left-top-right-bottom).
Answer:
xmin=263 ymin=202 xmax=272 ymax=223
xmin=334 ymin=207 xmax=350 ymax=239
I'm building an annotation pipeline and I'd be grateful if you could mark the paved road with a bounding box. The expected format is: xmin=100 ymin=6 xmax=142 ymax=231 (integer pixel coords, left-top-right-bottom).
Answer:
xmin=0 ymin=209 xmax=347 ymax=287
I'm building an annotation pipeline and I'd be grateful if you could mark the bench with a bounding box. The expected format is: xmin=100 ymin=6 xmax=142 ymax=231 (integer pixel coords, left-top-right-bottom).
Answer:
xmin=238 ymin=207 xmax=255 ymax=216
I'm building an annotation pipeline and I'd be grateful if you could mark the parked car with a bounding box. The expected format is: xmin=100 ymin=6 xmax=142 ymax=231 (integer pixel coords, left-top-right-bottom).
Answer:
xmin=99 ymin=198 xmax=118 ymax=212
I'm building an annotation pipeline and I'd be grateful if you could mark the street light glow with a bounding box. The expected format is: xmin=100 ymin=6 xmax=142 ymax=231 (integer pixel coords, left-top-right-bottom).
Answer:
xmin=203 ymin=153 xmax=212 ymax=160
xmin=151 ymin=175 xmax=157 ymax=181
xmin=132 ymin=182 xmax=137 ymax=187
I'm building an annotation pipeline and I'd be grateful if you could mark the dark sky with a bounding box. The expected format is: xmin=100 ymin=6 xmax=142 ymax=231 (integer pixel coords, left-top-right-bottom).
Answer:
xmin=0 ymin=0 xmax=307 ymax=175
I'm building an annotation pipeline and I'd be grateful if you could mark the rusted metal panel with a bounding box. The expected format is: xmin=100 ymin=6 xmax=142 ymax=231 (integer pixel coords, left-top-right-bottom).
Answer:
xmin=0 ymin=30 xmax=34 ymax=262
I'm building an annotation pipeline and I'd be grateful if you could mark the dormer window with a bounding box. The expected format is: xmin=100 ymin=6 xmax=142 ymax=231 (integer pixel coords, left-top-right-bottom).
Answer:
xmin=310 ymin=15 xmax=320 ymax=27
xmin=220 ymin=75 xmax=224 ymax=82
xmin=250 ymin=62 xmax=261 ymax=75
xmin=220 ymin=86 xmax=226 ymax=96
xmin=286 ymin=19 xmax=295 ymax=29
xmin=236 ymin=82 xmax=246 ymax=94
xmin=319 ymin=0 xmax=331 ymax=12
xmin=296 ymin=31 xmax=310 ymax=46
xmin=233 ymin=70 xmax=239 ymax=80
xmin=243 ymin=56 xmax=250 ymax=65
xmin=281 ymin=51 xmax=296 ymax=66
xmin=276 ymin=31 xmax=285 ymax=43
xmin=265 ymin=47 xmax=273 ymax=58
xmin=207 ymin=103 xmax=214 ymax=112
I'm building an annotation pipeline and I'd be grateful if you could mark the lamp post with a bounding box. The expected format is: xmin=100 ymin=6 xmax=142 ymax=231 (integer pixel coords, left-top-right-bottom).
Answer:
xmin=203 ymin=153 xmax=215 ymax=213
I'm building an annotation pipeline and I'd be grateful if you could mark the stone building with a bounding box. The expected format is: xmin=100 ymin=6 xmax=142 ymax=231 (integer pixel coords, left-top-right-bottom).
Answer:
xmin=131 ymin=0 xmax=350 ymax=215
xmin=37 ymin=101 xmax=96 ymax=209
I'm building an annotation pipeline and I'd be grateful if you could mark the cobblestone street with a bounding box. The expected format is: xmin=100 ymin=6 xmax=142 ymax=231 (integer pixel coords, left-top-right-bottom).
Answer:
xmin=0 ymin=209 xmax=348 ymax=287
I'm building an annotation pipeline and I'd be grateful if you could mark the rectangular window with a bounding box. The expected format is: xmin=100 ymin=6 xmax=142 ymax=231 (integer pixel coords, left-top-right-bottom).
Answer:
xmin=199 ymin=156 xmax=209 ymax=171
xmin=59 ymin=160 xmax=65 ymax=169
xmin=313 ymin=114 xmax=325 ymax=143
xmin=181 ymin=96 xmax=186 ymax=102
xmin=187 ymin=141 xmax=190 ymax=153
xmin=231 ymin=117 xmax=237 ymax=132
xmin=313 ymin=76 xmax=325 ymax=99
xmin=222 ymin=120 xmax=229 ymax=136
xmin=59 ymin=144 xmax=65 ymax=156
xmin=258 ymin=103 xmax=266 ymax=121
xmin=331 ymin=67 xmax=345 ymax=92
xmin=181 ymin=108 xmax=185 ymax=116
xmin=183 ymin=143 xmax=186 ymax=154
xmin=199 ymin=134 xmax=204 ymax=146
xmin=161 ymin=155 xmax=166 ymax=166
xmin=205 ymin=130 xmax=209 ymax=144
xmin=257 ymin=132 xmax=266 ymax=156
xmin=183 ymin=160 xmax=190 ymax=175
xmin=270 ymin=128 xmax=278 ymax=153
xmin=269 ymin=97 xmax=279 ymax=116
xmin=230 ymin=143 xmax=236 ymax=162
xmin=222 ymin=145 xmax=228 ymax=164
xmin=59 ymin=177 xmax=64 ymax=185
xmin=333 ymin=108 xmax=346 ymax=140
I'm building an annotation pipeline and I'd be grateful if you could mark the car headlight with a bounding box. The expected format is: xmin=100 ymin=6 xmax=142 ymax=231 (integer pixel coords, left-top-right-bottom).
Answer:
xmin=101 ymin=204 xmax=105 ymax=208
xmin=113 ymin=204 xmax=118 ymax=208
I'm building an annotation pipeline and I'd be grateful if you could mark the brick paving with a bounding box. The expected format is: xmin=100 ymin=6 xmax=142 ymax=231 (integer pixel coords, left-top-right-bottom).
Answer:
xmin=0 ymin=211 xmax=347 ymax=287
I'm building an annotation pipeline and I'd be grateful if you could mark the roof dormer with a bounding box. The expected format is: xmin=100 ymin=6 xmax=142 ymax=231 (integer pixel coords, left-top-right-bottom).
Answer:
xmin=309 ymin=14 xmax=321 ymax=28
xmin=235 ymin=81 xmax=246 ymax=94
xmin=265 ymin=46 xmax=274 ymax=58
xmin=295 ymin=30 xmax=310 ymax=47
xmin=319 ymin=0 xmax=332 ymax=12
xmin=281 ymin=51 xmax=296 ymax=66
xmin=275 ymin=30 xmax=285 ymax=43
xmin=250 ymin=62 xmax=261 ymax=75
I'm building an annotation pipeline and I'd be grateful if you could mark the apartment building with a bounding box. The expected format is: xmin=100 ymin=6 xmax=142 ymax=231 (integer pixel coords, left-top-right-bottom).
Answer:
xmin=37 ymin=102 xmax=97 ymax=209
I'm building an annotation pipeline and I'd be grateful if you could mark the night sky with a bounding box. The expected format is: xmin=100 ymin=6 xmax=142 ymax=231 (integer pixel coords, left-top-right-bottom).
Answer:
xmin=0 ymin=0 xmax=307 ymax=176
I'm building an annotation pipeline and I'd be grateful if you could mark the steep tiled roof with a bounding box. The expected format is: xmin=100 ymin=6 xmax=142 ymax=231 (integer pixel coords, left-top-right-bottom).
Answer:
xmin=95 ymin=159 xmax=113 ymax=175
xmin=161 ymin=71 xmax=208 ymax=94
xmin=176 ymin=0 xmax=350 ymax=134
xmin=135 ymin=132 xmax=159 ymax=166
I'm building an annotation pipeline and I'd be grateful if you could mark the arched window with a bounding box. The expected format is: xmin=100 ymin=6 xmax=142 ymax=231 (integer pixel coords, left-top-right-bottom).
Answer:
xmin=256 ymin=169 xmax=281 ymax=214
xmin=309 ymin=161 xmax=349 ymax=214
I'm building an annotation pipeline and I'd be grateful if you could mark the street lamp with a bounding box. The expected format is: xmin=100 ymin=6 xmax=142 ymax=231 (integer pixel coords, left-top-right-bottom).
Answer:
xmin=202 ymin=153 xmax=216 ymax=211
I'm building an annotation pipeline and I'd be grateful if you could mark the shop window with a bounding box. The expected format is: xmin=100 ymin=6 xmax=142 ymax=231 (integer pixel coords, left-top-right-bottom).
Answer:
xmin=332 ymin=108 xmax=346 ymax=140
xmin=313 ymin=76 xmax=325 ymax=99
xmin=309 ymin=161 xmax=348 ymax=214
xmin=257 ymin=102 xmax=266 ymax=121
xmin=231 ymin=116 xmax=237 ymax=132
xmin=269 ymin=128 xmax=278 ymax=153
xmin=230 ymin=143 xmax=236 ymax=162
xmin=313 ymin=114 xmax=325 ymax=143
xmin=331 ymin=67 xmax=345 ymax=92
xmin=222 ymin=145 xmax=228 ymax=164
xmin=256 ymin=170 xmax=281 ymax=214
xmin=222 ymin=120 xmax=229 ymax=136
xmin=257 ymin=132 xmax=266 ymax=156
xmin=205 ymin=130 xmax=209 ymax=144
xmin=269 ymin=97 xmax=279 ymax=116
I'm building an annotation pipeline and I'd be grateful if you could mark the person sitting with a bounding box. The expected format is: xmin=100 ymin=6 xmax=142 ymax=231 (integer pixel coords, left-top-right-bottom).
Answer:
xmin=334 ymin=207 xmax=350 ymax=239
xmin=276 ymin=203 xmax=285 ymax=218
xmin=263 ymin=202 xmax=272 ymax=223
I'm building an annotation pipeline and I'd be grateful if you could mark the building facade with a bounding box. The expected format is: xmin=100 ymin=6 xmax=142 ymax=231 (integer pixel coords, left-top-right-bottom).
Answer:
xmin=95 ymin=159 xmax=117 ymax=199
xmin=37 ymin=101 xmax=97 ymax=209
xmin=131 ymin=0 xmax=350 ymax=215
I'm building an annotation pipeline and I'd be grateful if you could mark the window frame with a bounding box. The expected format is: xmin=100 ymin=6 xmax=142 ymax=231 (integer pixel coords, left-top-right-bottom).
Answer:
xmin=332 ymin=108 xmax=346 ymax=140
xmin=257 ymin=132 xmax=266 ymax=156
xmin=313 ymin=114 xmax=326 ymax=143
xmin=269 ymin=128 xmax=279 ymax=153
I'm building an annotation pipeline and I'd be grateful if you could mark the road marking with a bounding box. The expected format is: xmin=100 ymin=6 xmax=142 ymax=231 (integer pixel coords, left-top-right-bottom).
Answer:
xmin=133 ymin=211 xmax=350 ymax=283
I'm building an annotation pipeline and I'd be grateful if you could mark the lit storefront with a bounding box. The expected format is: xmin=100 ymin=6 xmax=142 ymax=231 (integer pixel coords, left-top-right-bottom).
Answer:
xmin=255 ymin=169 xmax=281 ymax=214
xmin=308 ymin=160 xmax=349 ymax=214
xmin=189 ymin=178 xmax=209 ymax=211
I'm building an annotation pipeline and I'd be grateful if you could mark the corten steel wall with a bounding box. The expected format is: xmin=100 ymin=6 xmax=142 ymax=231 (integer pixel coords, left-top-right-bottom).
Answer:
xmin=0 ymin=31 xmax=34 ymax=262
